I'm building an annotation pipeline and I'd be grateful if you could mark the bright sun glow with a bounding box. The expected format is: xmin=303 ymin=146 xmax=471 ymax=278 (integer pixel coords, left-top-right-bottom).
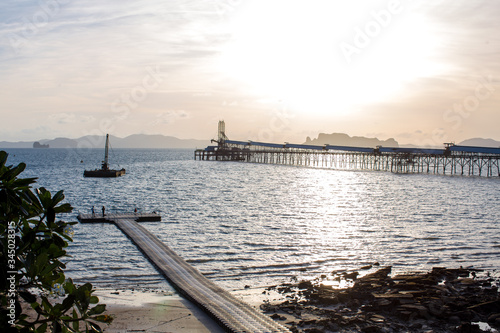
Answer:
xmin=217 ymin=1 xmax=447 ymax=116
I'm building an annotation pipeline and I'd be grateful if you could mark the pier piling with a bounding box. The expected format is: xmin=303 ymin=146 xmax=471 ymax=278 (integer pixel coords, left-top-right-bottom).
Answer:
xmin=195 ymin=123 xmax=500 ymax=177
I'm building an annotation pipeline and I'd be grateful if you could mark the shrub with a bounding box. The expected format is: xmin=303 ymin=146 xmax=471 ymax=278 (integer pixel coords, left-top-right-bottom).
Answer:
xmin=0 ymin=151 xmax=112 ymax=332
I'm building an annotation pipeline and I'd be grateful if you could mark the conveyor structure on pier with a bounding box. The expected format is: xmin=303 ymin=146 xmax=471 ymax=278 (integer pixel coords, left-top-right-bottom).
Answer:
xmin=195 ymin=121 xmax=500 ymax=177
xmin=77 ymin=213 xmax=290 ymax=333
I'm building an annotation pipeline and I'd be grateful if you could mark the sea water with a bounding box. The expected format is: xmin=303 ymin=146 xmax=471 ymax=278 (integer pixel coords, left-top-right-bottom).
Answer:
xmin=4 ymin=148 xmax=500 ymax=291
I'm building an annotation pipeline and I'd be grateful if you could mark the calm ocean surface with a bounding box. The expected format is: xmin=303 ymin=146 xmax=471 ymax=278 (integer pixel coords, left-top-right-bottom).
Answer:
xmin=4 ymin=148 xmax=500 ymax=291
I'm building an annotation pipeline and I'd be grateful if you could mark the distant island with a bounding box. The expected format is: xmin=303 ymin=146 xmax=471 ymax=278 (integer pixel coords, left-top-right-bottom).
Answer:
xmin=458 ymin=138 xmax=500 ymax=148
xmin=0 ymin=134 xmax=210 ymax=149
xmin=33 ymin=141 xmax=49 ymax=148
xmin=304 ymin=133 xmax=399 ymax=147
xmin=304 ymin=134 xmax=500 ymax=149
xmin=1 ymin=133 xmax=499 ymax=149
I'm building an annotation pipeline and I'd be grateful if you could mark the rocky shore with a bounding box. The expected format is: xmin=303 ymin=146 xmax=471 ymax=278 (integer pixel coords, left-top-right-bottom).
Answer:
xmin=261 ymin=266 xmax=500 ymax=333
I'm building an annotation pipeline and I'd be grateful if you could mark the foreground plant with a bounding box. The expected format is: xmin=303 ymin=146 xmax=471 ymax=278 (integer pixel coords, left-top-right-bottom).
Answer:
xmin=0 ymin=151 xmax=112 ymax=332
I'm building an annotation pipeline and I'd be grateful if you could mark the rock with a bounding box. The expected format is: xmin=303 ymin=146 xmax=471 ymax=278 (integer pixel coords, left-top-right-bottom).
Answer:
xmin=372 ymin=292 xmax=413 ymax=300
xmin=297 ymin=280 xmax=313 ymax=290
xmin=426 ymin=299 xmax=444 ymax=316
xmin=457 ymin=322 xmax=483 ymax=333
xmin=375 ymin=298 xmax=392 ymax=307
xmin=326 ymin=322 xmax=340 ymax=331
xmin=303 ymin=328 xmax=322 ymax=333
xmin=361 ymin=325 xmax=382 ymax=333
xmin=263 ymin=266 xmax=500 ymax=333
xmin=396 ymin=309 xmax=412 ymax=320
xmin=409 ymin=322 xmax=422 ymax=329
xmin=488 ymin=313 xmax=500 ymax=323
xmin=448 ymin=315 xmax=461 ymax=325
xmin=454 ymin=278 xmax=476 ymax=285
xmin=468 ymin=300 xmax=500 ymax=314
xmin=344 ymin=271 xmax=359 ymax=280
xmin=270 ymin=313 xmax=286 ymax=320
xmin=455 ymin=309 xmax=474 ymax=321
xmin=398 ymin=304 xmax=430 ymax=319
xmin=369 ymin=314 xmax=385 ymax=323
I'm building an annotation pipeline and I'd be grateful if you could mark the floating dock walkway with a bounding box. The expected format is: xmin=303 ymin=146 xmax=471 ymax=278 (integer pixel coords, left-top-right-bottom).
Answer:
xmin=76 ymin=212 xmax=161 ymax=223
xmin=195 ymin=121 xmax=500 ymax=177
xmin=77 ymin=213 xmax=290 ymax=333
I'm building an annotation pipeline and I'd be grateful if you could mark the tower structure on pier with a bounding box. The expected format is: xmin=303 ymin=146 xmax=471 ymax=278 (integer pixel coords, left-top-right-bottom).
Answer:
xmin=217 ymin=120 xmax=227 ymax=146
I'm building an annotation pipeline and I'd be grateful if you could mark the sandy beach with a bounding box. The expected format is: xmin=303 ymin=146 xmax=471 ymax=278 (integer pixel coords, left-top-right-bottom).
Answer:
xmin=93 ymin=285 xmax=282 ymax=333
xmin=17 ymin=286 xmax=276 ymax=333
xmin=93 ymin=289 xmax=225 ymax=333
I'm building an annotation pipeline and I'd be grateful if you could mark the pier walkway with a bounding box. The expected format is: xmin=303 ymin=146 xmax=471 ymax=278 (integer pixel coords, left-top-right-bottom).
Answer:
xmin=195 ymin=121 xmax=500 ymax=177
xmin=77 ymin=213 xmax=290 ymax=333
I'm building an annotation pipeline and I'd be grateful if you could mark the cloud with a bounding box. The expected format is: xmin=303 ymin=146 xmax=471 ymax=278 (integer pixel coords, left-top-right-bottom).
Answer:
xmin=0 ymin=0 xmax=499 ymax=143
xmin=150 ymin=110 xmax=189 ymax=125
xmin=48 ymin=113 xmax=95 ymax=124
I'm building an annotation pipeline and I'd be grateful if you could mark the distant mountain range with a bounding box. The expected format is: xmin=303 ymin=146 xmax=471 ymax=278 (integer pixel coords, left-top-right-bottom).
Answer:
xmin=1 ymin=133 xmax=499 ymax=149
xmin=305 ymin=133 xmax=399 ymax=147
xmin=458 ymin=138 xmax=500 ymax=148
xmin=0 ymin=134 xmax=210 ymax=149
xmin=304 ymin=133 xmax=500 ymax=148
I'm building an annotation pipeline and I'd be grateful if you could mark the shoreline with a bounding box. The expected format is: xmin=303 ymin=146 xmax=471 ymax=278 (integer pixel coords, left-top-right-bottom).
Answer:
xmin=260 ymin=266 xmax=500 ymax=333
xmin=19 ymin=266 xmax=498 ymax=332
xmin=93 ymin=289 xmax=225 ymax=333
xmin=91 ymin=285 xmax=287 ymax=332
xmin=90 ymin=266 xmax=500 ymax=333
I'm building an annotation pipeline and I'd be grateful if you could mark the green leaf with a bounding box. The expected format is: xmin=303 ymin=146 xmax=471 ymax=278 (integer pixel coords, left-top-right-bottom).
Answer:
xmin=19 ymin=290 xmax=37 ymax=304
xmin=53 ymin=320 xmax=62 ymax=333
xmin=52 ymin=190 xmax=65 ymax=205
xmin=0 ymin=150 xmax=7 ymax=167
xmin=61 ymin=294 xmax=76 ymax=313
xmin=71 ymin=308 xmax=80 ymax=331
xmin=36 ymin=322 xmax=48 ymax=333
xmin=64 ymin=279 xmax=76 ymax=294
xmin=41 ymin=296 xmax=53 ymax=312
xmin=88 ymin=304 xmax=106 ymax=316
xmin=87 ymin=321 xmax=102 ymax=333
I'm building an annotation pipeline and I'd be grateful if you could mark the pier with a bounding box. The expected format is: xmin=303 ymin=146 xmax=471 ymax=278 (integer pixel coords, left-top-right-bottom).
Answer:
xmin=77 ymin=213 xmax=290 ymax=333
xmin=76 ymin=212 xmax=161 ymax=223
xmin=195 ymin=121 xmax=500 ymax=177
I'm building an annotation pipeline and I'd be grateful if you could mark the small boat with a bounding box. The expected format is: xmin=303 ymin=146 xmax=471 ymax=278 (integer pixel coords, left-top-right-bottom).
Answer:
xmin=84 ymin=134 xmax=125 ymax=178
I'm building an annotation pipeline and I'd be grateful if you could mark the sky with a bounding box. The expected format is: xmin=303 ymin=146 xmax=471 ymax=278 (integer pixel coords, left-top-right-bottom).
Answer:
xmin=0 ymin=0 xmax=499 ymax=146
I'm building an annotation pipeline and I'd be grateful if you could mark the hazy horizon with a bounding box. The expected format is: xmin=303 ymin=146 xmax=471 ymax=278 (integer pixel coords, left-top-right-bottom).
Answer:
xmin=1 ymin=1 xmax=499 ymax=146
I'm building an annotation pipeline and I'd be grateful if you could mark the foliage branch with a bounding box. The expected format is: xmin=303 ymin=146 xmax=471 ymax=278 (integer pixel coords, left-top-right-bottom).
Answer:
xmin=0 ymin=151 xmax=112 ymax=332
